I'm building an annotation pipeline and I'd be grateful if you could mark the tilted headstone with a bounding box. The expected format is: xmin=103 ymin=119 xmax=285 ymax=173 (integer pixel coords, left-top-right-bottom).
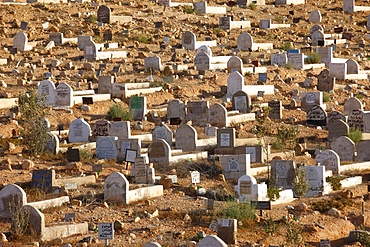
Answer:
xmin=187 ymin=100 xmax=209 ymax=126
xmin=68 ymin=118 xmax=91 ymax=143
xmin=175 ymin=124 xmax=197 ymax=152
xmin=152 ymin=124 xmax=173 ymax=146
xmin=148 ymin=139 xmax=171 ymax=166
xmin=130 ymin=96 xmax=147 ymax=121
xmin=328 ymin=120 xmax=349 ymax=141
xmin=54 ymin=82 xmax=73 ymax=107
xmin=232 ymin=91 xmax=251 ymax=113
xmin=331 ymin=136 xmax=355 ymax=162
xmin=221 ymin=154 xmax=251 ymax=180
xmin=317 ymin=69 xmax=335 ymax=92
xmin=270 ymin=160 xmax=295 ymax=190
xmin=306 ymin=105 xmax=327 ymax=126
xmin=0 ymin=184 xmax=27 ymax=218
xmin=344 ymin=97 xmax=363 ymax=116
xmin=96 ymin=136 xmax=118 ymax=159
xmin=208 ymin=103 xmax=228 ymax=128
xmin=357 ymin=140 xmax=370 ymax=161
xmin=31 ymin=169 xmax=56 ymax=192
xmin=227 ymin=71 xmax=244 ymax=96
xmin=316 ymin=150 xmax=340 ymax=175
xmin=104 ymin=172 xmax=129 ymax=203
xmin=182 ymin=31 xmax=196 ymax=50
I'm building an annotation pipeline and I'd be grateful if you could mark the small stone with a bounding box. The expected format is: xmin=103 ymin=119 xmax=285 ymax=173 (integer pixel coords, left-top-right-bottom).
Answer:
xmin=0 ymin=80 xmax=6 ymax=88
xmin=114 ymin=220 xmax=124 ymax=232
xmin=129 ymin=233 xmax=136 ymax=240
xmin=88 ymin=222 xmax=96 ymax=230
xmin=22 ymin=159 xmax=34 ymax=170
xmin=297 ymin=202 xmax=308 ymax=211
xmin=327 ymin=208 xmax=341 ymax=217
xmin=103 ymin=202 xmax=109 ymax=208
xmin=183 ymin=214 xmax=191 ymax=222
xmin=80 ymin=105 xmax=91 ymax=111
xmin=134 ymin=217 xmax=140 ymax=222
xmin=63 ymin=244 xmax=72 ymax=247
xmin=1 ymin=232 xmax=7 ymax=242
xmin=71 ymin=199 xmax=82 ymax=207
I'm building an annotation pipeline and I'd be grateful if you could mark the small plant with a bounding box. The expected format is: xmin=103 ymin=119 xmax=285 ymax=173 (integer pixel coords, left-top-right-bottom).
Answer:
xmin=213 ymin=200 xmax=255 ymax=223
xmin=311 ymin=193 xmax=353 ymax=212
xmin=326 ymin=176 xmax=342 ymax=191
xmin=281 ymin=42 xmax=293 ymax=51
xmin=79 ymin=148 xmax=94 ymax=162
xmin=135 ymin=34 xmax=150 ymax=43
xmin=107 ymin=104 xmax=133 ymax=121
xmin=293 ymin=168 xmax=309 ymax=199
xmin=214 ymin=27 xmax=222 ymax=35
xmin=264 ymin=216 xmax=278 ymax=236
xmin=306 ymin=51 xmax=321 ymax=64
xmin=9 ymin=196 xmax=30 ymax=240
xmin=285 ymin=62 xmax=293 ymax=70
xmin=181 ymin=5 xmax=199 ymax=14
xmin=356 ymin=93 xmax=364 ymax=99
xmin=267 ymin=183 xmax=281 ymax=201
xmin=275 ymin=15 xmax=284 ymax=23
xmin=87 ymin=15 xmax=97 ymax=23
xmin=267 ymin=33 xmax=275 ymax=40
xmin=275 ymin=124 xmax=298 ymax=150
xmin=323 ymin=92 xmax=331 ymax=102
xmin=249 ymin=2 xmax=257 ymax=10
xmin=285 ymin=221 xmax=305 ymax=246
xmin=348 ymin=128 xmax=362 ymax=145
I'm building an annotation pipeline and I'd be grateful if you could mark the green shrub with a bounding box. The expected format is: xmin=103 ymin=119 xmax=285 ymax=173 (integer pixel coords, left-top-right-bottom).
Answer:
xmin=79 ymin=148 xmax=94 ymax=162
xmin=348 ymin=128 xmax=362 ymax=145
xmin=213 ymin=201 xmax=255 ymax=222
xmin=281 ymin=42 xmax=293 ymax=51
xmin=249 ymin=2 xmax=257 ymax=10
xmin=107 ymin=104 xmax=133 ymax=121
xmin=264 ymin=216 xmax=278 ymax=235
xmin=275 ymin=124 xmax=298 ymax=150
xmin=323 ymin=92 xmax=331 ymax=102
xmin=267 ymin=185 xmax=281 ymax=201
xmin=135 ymin=34 xmax=150 ymax=43
xmin=293 ymin=168 xmax=309 ymax=199
xmin=326 ymin=176 xmax=342 ymax=191
xmin=275 ymin=15 xmax=284 ymax=23
xmin=285 ymin=62 xmax=293 ymax=69
xmin=306 ymin=52 xmax=321 ymax=64
xmin=9 ymin=195 xmax=30 ymax=240
xmin=285 ymin=221 xmax=305 ymax=246
xmin=181 ymin=5 xmax=199 ymax=14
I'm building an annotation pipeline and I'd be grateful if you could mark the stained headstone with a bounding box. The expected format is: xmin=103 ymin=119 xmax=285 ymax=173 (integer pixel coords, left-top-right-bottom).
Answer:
xmin=237 ymin=32 xmax=253 ymax=51
xmin=84 ymin=40 xmax=98 ymax=60
xmin=217 ymin=219 xmax=237 ymax=244
xmin=38 ymin=79 xmax=56 ymax=106
xmin=331 ymin=136 xmax=355 ymax=162
xmin=270 ymin=160 xmax=295 ymax=189
xmin=182 ymin=31 xmax=196 ymax=50
xmin=343 ymin=0 xmax=355 ymax=12
xmin=268 ymin=100 xmax=282 ymax=120
xmin=187 ymin=100 xmax=209 ymax=126
xmin=130 ymin=96 xmax=147 ymax=120
xmin=104 ymin=172 xmax=129 ymax=203
xmin=97 ymin=5 xmax=111 ymax=23
xmin=148 ymin=139 xmax=171 ymax=166
xmin=344 ymin=97 xmax=363 ymax=116
xmin=31 ymin=169 xmax=55 ymax=192
xmin=49 ymin=33 xmax=63 ymax=46
xmin=68 ymin=118 xmax=91 ymax=143
xmin=167 ymin=99 xmax=185 ymax=123
xmin=96 ymin=136 xmax=118 ymax=159
xmin=232 ymin=91 xmax=251 ymax=113
xmin=175 ymin=124 xmax=197 ymax=152
xmin=301 ymin=92 xmax=323 ymax=112
xmin=310 ymin=24 xmax=324 ymax=39
xmin=316 ymin=150 xmax=340 ymax=175
xmin=92 ymin=120 xmax=111 ymax=140
xmin=221 ymin=154 xmax=251 ymax=180
xmin=196 ymin=45 xmax=212 ymax=57
xmin=317 ymin=69 xmax=335 ymax=92
xmin=152 ymin=125 xmax=173 ymax=146
xmin=54 ymin=82 xmax=73 ymax=107
xmin=0 ymin=184 xmax=27 ymax=218
xmin=194 ymin=52 xmax=211 ymax=71
xmin=144 ymin=56 xmax=162 ymax=71
xmin=312 ymin=30 xmax=325 ymax=46
xmin=348 ymin=109 xmax=364 ymax=131
xmin=227 ymin=56 xmax=243 ymax=74
xmin=346 ymin=59 xmax=360 ymax=74
xmin=219 ymin=16 xmax=231 ymax=30
xmin=208 ymin=103 xmax=228 ymax=128
xmin=307 ymin=105 xmax=327 ymax=126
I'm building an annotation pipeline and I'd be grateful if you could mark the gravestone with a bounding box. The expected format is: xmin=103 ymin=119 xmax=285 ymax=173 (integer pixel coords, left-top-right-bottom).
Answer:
xmin=237 ymin=32 xmax=253 ymax=51
xmin=67 ymin=148 xmax=80 ymax=162
xmin=182 ymin=31 xmax=196 ymax=50
xmin=92 ymin=120 xmax=111 ymax=140
xmin=205 ymin=125 xmax=218 ymax=137
xmin=31 ymin=169 xmax=56 ymax=192
xmin=309 ymin=10 xmax=322 ymax=23
xmin=343 ymin=0 xmax=355 ymax=12
xmin=175 ymin=124 xmax=197 ymax=152
xmin=109 ymin=121 xmax=130 ymax=140
xmin=268 ymin=100 xmax=282 ymax=120
xmin=306 ymin=105 xmax=327 ymax=126
xmin=236 ymin=174 xmax=267 ymax=202
xmin=23 ymin=205 xmax=44 ymax=237
xmin=208 ymin=103 xmax=228 ymax=128
xmin=234 ymin=145 xmax=267 ymax=163
xmin=130 ymin=96 xmax=147 ymax=121
xmin=0 ymin=184 xmax=27 ymax=218
xmin=260 ymin=19 xmax=271 ymax=28
xmin=227 ymin=56 xmax=243 ymax=74
xmin=68 ymin=118 xmax=91 ymax=143
xmin=144 ymin=242 xmax=162 ymax=247
xmin=197 ymin=45 xmax=212 ymax=57
xmin=167 ymin=99 xmax=185 ymax=123
xmin=217 ymin=218 xmax=237 ymax=244
xmin=302 ymin=165 xmax=325 ymax=197
xmin=45 ymin=132 xmax=59 ymax=155
xmin=271 ymin=53 xmax=287 ymax=67
xmin=78 ymin=36 xmax=93 ymax=50
xmin=97 ymin=5 xmax=111 ymax=23
xmin=187 ymin=101 xmax=209 ymax=126
xmin=132 ymin=156 xmax=151 ymax=184
xmin=348 ymin=109 xmax=364 ymax=131
xmin=219 ymin=16 xmax=231 ymax=29
xmin=84 ymin=40 xmax=98 ymax=60
xmin=328 ymin=120 xmax=349 ymax=141
xmin=270 ymin=160 xmax=295 ymax=189
xmin=368 ymin=15 xmax=370 ymax=31
xmin=331 ymin=136 xmax=355 ymax=162
xmin=312 ymin=30 xmax=325 ymax=46
xmin=194 ymin=52 xmax=211 ymax=71
xmin=196 ymin=235 xmax=227 ymax=247
xmin=13 ymin=32 xmax=29 ymax=52
xmin=357 ymin=140 xmax=370 ymax=161
xmin=316 ymin=150 xmax=340 ymax=175
xmin=144 ymin=56 xmax=162 ymax=71
xmin=98 ymin=76 xmax=114 ymax=94
xmin=221 ymin=154 xmax=251 ymax=180
xmin=329 ymin=63 xmax=347 ymax=80
xmin=301 ymin=92 xmax=323 ymax=112
xmin=310 ymin=24 xmax=324 ymax=39
xmin=344 ymin=97 xmax=363 ymax=116
xmin=327 ymin=111 xmax=346 ymax=125
xmin=54 ymin=82 xmax=73 ymax=107
xmin=317 ymin=69 xmax=335 ymax=92
xmin=96 ymin=136 xmax=118 ymax=159
xmin=119 ymin=138 xmax=141 ymax=161
xmin=152 ymin=125 xmax=173 ymax=146
xmin=227 ymin=71 xmax=244 ymax=96
xmin=316 ymin=47 xmax=333 ymax=65
xmin=217 ymin=128 xmax=236 ymax=148
xmin=232 ymin=91 xmax=251 ymax=113
xmin=49 ymin=32 xmax=63 ymax=46
xmin=346 ymin=59 xmax=360 ymax=74
xmin=104 ymin=172 xmax=129 ymax=203
xmin=38 ymin=79 xmax=56 ymax=106
xmin=148 ymin=139 xmax=171 ymax=166
xmin=287 ymin=53 xmax=304 ymax=69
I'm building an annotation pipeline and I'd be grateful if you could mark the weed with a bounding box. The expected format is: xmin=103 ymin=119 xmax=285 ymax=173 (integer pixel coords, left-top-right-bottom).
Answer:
xmin=348 ymin=128 xmax=362 ymax=145
xmin=264 ymin=216 xmax=278 ymax=235
xmin=18 ymin=91 xmax=49 ymax=156
xmin=107 ymin=104 xmax=133 ymax=121
xmin=214 ymin=27 xmax=222 ymax=35
xmin=267 ymin=33 xmax=275 ymax=40
xmin=326 ymin=176 xmax=343 ymax=191
xmin=9 ymin=196 xmax=30 ymax=240
xmin=306 ymin=51 xmax=321 ymax=64
xmin=267 ymin=183 xmax=281 ymax=201
xmin=285 ymin=221 xmax=305 ymax=246
xmin=275 ymin=124 xmax=298 ymax=150
xmin=281 ymin=42 xmax=293 ymax=51
xmin=356 ymin=93 xmax=364 ymax=100
xmin=249 ymin=2 xmax=257 ymax=10
xmin=79 ymin=148 xmax=94 ymax=162
xmin=87 ymin=15 xmax=97 ymax=23
xmin=293 ymin=168 xmax=309 ymax=199
xmin=311 ymin=193 xmax=353 ymax=212
xmin=213 ymin=200 xmax=256 ymax=223
xmin=275 ymin=15 xmax=284 ymax=23
xmin=323 ymin=92 xmax=331 ymax=102
xmin=285 ymin=62 xmax=293 ymax=70
xmin=181 ymin=5 xmax=199 ymax=14
xmin=135 ymin=33 xmax=150 ymax=43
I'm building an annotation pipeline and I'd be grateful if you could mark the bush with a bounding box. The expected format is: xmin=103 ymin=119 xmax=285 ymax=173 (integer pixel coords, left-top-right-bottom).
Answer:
xmin=306 ymin=51 xmax=321 ymax=64
xmin=181 ymin=5 xmax=199 ymax=14
xmin=274 ymin=124 xmax=298 ymax=150
xmin=213 ymin=201 xmax=255 ymax=223
xmin=285 ymin=62 xmax=293 ymax=69
xmin=249 ymin=2 xmax=257 ymax=10
xmin=326 ymin=176 xmax=342 ymax=191
xmin=285 ymin=221 xmax=305 ymax=246
xmin=281 ymin=42 xmax=293 ymax=51
xmin=18 ymin=92 xmax=49 ymax=156
xmin=9 ymin=196 xmax=30 ymax=240
xmin=323 ymin=92 xmax=331 ymax=102
xmin=135 ymin=34 xmax=150 ymax=43
xmin=293 ymin=168 xmax=309 ymax=199
xmin=107 ymin=104 xmax=133 ymax=121
xmin=348 ymin=128 xmax=362 ymax=145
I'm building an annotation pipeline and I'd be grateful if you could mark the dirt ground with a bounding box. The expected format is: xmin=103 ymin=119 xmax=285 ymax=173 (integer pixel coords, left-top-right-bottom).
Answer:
xmin=1 ymin=0 xmax=370 ymax=246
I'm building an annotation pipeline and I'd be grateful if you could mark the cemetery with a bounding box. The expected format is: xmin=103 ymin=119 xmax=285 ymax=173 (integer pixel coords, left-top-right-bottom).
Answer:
xmin=3 ymin=0 xmax=370 ymax=246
